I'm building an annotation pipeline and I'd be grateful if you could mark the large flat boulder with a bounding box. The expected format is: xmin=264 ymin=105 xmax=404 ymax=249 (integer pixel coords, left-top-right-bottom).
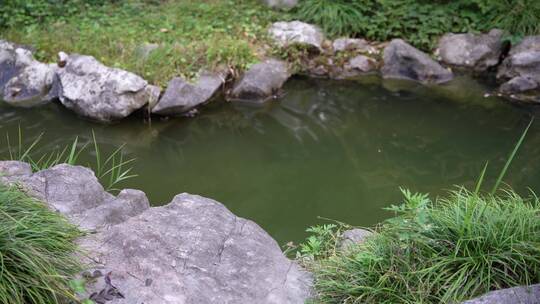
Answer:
xmin=268 ymin=21 xmax=324 ymax=52
xmin=382 ymin=39 xmax=453 ymax=84
xmin=497 ymin=36 xmax=540 ymax=102
xmin=0 ymin=162 xmax=313 ymax=303
xmin=152 ymin=70 xmax=227 ymax=116
xmin=0 ymin=40 xmax=56 ymax=107
xmin=54 ymin=54 xmax=160 ymax=122
xmin=80 ymin=193 xmax=313 ymax=304
xmin=437 ymin=29 xmax=505 ymax=71
xmin=461 ymin=284 xmax=540 ymax=304
xmin=230 ymin=59 xmax=290 ymax=102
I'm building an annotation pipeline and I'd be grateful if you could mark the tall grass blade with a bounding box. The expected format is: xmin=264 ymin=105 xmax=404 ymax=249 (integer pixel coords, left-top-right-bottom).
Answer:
xmin=491 ymin=119 xmax=533 ymax=194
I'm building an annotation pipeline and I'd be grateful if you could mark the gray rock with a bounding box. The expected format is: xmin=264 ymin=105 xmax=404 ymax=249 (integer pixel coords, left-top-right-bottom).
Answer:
xmin=437 ymin=29 xmax=505 ymax=71
xmin=336 ymin=55 xmax=377 ymax=79
xmin=268 ymin=21 xmax=324 ymax=52
xmin=339 ymin=229 xmax=373 ymax=251
xmin=0 ymin=40 xmax=56 ymax=107
xmin=152 ymin=70 xmax=227 ymax=115
xmin=1 ymin=162 xmax=313 ymax=303
xmin=230 ymin=59 xmax=290 ymax=102
xmin=0 ymin=160 xmax=33 ymax=184
xmin=461 ymin=284 xmax=540 ymax=304
xmin=382 ymin=39 xmax=453 ymax=84
xmin=262 ymin=0 xmax=298 ymax=10
xmin=333 ymin=38 xmax=375 ymax=54
xmin=26 ymin=164 xmax=114 ymax=215
xmin=497 ymin=36 xmax=540 ymax=102
xmin=72 ymin=189 xmax=150 ymax=230
xmin=0 ymin=163 xmax=150 ymax=232
xmin=55 ymin=54 xmax=161 ymax=122
xmin=79 ymin=193 xmax=313 ymax=304
xmin=500 ymin=76 xmax=539 ymax=94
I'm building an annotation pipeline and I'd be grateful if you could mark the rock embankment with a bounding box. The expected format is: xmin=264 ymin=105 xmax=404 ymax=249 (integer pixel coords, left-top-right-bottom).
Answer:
xmin=0 ymin=161 xmax=313 ymax=304
xmin=2 ymin=27 xmax=540 ymax=122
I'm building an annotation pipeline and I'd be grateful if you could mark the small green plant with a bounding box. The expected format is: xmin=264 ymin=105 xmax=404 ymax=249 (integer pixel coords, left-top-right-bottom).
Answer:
xmin=0 ymin=183 xmax=82 ymax=304
xmin=298 ymin=224 xmax=340 ymax=260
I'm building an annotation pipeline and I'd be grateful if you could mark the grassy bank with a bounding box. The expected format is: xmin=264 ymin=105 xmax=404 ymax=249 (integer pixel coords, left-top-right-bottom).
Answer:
xmin=0 ymin=183 xmax=82 ymax=304
xmin=1 ymin=0 xmax=286 ymax=86
xmin=298 ymin=188 xmax=540 ymax=303
xmin=2 ymin=0 xmax=538 ymax=86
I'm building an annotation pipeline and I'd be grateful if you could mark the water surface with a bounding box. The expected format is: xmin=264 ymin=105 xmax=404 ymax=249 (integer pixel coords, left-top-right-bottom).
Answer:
xmin=1 ymin=76 xmax=539 ymax=244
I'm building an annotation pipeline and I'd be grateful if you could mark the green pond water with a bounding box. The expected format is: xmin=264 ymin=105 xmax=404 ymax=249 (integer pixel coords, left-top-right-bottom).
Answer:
xmin=1 ymin=76 xmax=540 ymax=244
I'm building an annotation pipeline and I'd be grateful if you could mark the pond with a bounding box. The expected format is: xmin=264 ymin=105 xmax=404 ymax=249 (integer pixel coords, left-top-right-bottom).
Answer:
xmin=1 ymin=76 xmax=539 ymax=244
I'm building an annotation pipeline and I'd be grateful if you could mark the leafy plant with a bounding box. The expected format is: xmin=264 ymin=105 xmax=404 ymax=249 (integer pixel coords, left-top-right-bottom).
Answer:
xmin=0 ymin=183 xmax=82 ymax=304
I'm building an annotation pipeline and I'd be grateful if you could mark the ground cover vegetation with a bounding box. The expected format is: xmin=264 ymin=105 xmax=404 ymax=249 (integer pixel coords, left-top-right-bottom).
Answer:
xmin=297 ymin=123 xmax=540 ymax=303
xmin=296 ymin=0 xmax=540 ymax=50
xmin=3 ymin=0 xmax=538 ymax=86
xmin=1 ymin=0 xmax=285 ymax=85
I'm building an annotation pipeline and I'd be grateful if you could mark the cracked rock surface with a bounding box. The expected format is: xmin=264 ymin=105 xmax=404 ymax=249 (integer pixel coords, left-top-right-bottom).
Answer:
xmin=0 ymin=161 xmax=312 ymax=304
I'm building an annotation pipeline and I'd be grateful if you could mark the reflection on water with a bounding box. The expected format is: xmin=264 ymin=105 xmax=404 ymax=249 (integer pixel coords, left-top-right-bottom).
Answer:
xmin=1 ymin=75 xmax=540 ymax=244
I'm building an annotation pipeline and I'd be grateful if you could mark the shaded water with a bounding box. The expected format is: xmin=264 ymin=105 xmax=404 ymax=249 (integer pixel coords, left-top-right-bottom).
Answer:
xmin=1 ymin=76 xmax=540 ymax=244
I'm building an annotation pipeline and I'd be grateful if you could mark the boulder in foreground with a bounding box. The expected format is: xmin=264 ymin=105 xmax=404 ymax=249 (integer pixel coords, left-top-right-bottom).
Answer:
xmin=0 ymin=161 xmax=313 ymax=304
xmin=461 ymin=284 xmax=540 ymax=304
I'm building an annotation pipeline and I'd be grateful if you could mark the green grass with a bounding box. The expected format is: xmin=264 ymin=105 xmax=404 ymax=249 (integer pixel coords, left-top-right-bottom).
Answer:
xmin=0 ymin=0 xmax=286 ymax=85
xmin=295 ymin=0 xmax=540 ymax=51
xmin=298 ymin=188 xmax=540 ymax=303
xmin=3 ymin=128 xmax=137 ymax=192
xmin=0 ymin=183 xmax=82 ymax=304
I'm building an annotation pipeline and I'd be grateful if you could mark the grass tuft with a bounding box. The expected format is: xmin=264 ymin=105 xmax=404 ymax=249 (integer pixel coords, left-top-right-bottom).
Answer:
xmin=299 ymin=188 xmax=540 ymax=303
xmin=0 ymin=183 xmax=82 ymax=304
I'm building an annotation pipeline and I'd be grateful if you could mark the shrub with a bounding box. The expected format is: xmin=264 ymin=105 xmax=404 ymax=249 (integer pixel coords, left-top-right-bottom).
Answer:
xmin=0 ymin=183 xmax=82 ymax=304
xmin=472 ymin=0 xmax=540 ymax=37
xmin=0 ymin=0 xmax=115 ymax=28
xmin=295 ymin=0 xmax=540 ymax=50
xmin=299 ymin=188 xmax=540 ymax=303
